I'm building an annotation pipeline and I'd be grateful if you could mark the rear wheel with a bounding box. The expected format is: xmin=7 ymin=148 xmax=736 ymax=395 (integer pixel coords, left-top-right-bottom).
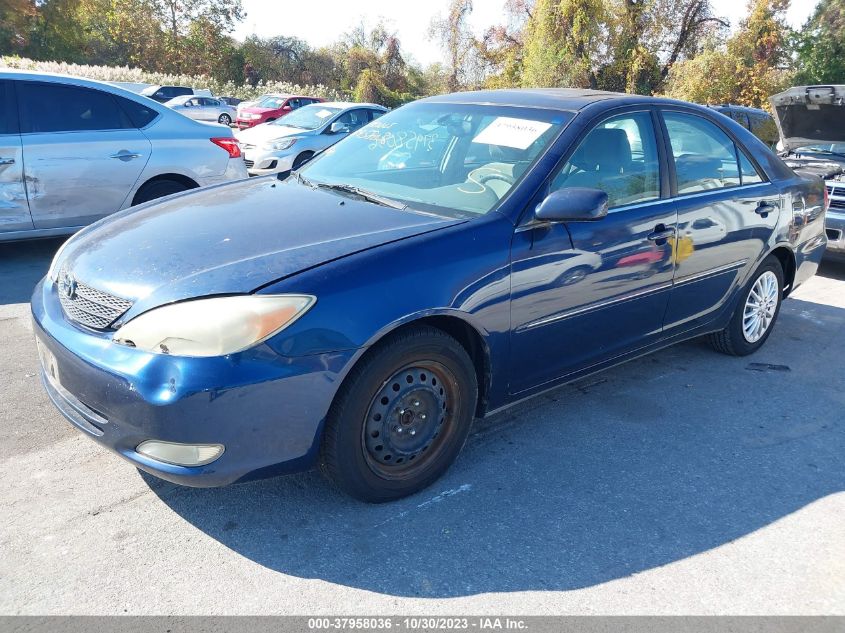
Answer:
xmin=708 ymin=255 xmax=784 ymax=356
xmin=133 ymin=179 xmax=193 ymax=205
xmin=319 ymin=326 xmax=477 ymax=503
xmin=218 ymin=113 xmax=232 ymax=125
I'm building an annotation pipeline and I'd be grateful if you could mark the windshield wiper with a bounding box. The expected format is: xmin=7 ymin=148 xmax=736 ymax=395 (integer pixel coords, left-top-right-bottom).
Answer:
xmin=313 ymin=182 xmax=407 ymax=210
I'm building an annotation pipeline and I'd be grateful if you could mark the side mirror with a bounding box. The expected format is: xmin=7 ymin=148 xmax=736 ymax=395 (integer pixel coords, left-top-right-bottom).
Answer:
xmin=535 ymin=188 xmax=609 ymax=222
xmin=330 ymin=121 xmax=348 ymax=134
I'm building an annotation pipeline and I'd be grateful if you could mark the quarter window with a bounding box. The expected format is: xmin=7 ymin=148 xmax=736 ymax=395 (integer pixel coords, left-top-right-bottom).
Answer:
xmin=19 ymin=82 xmax=128 ymax=133
xmin=550 ymin=111 xmax=660 ymax=209
xmin=664 ymin=112 xmax=741 ymax=194
xmin=738 ymin=150 xmax=763 ymax=184
xmin=115 ymin=95 xmax=158 ymax=128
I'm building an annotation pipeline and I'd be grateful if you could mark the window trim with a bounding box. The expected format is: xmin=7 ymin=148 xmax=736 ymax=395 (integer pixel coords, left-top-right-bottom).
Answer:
xmin=656 ymin=106 xmax=771 ymax=200
xmin=17 ymin=80 xmax=133 ymax=135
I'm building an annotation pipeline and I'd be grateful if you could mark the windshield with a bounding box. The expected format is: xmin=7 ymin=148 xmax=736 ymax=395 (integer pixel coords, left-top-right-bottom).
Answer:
xmin=273 ymin=105 xmax=342 ymax=129
xmin=299 ymin=102 xmax=571 ymax=217
xmin=257 ymin=96 xmax=288 ymax=109
xmin=795 ymin=143 xmax=845 ymax=156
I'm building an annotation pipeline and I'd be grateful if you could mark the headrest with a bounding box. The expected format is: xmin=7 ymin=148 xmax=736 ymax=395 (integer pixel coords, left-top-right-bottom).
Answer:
xmin=571 ymin=128 xmax=632 ymax=172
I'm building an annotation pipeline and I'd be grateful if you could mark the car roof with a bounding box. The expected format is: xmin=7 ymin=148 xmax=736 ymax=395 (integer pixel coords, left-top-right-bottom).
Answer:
xmin=708 ymin=104 xmax=771 ymax=116
xmin=0 ymin=69 xmax=166 ymax=104
xmin=312 ymin=101 xmax=386 ymax=110
xmin=420 ymin=88 xmax=658 ymax=111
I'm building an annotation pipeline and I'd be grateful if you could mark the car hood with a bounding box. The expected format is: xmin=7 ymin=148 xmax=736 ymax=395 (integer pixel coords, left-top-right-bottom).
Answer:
xmin=57 ymin=178 xmax=463 ymax=322
xmin=235 ymin=124 xmax=308 ymax=145
xmin=770 ymin=85 xmax=845 ymax=151
xmin=240 ymin=106 xmax=276 ymax=116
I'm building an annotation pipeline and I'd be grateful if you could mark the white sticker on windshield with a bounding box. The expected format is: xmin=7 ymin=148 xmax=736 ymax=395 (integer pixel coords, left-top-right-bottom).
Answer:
xmin=316 ymin=109 xmax=334 ymax=118
xmin=472 ymin=117 xmax=552 ymax=149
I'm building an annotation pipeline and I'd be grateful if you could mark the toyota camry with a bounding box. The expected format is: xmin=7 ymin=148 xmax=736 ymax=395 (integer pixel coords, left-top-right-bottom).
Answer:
xmin=32 ymin=89 xmax=828 ymax=502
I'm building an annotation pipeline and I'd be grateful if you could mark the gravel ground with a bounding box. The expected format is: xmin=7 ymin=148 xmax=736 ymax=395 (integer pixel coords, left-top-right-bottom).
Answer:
xmin=0 ymin=238 xmax=842 ymax=615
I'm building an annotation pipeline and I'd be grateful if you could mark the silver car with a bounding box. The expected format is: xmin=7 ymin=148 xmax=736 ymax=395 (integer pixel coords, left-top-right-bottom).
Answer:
xmin=235 ymin=102 xmax=387 ymax=175
xmin=0 ymin=70 xmax=248 ymax=242
xmin=164 ymin=95 xmax=237 ymax=126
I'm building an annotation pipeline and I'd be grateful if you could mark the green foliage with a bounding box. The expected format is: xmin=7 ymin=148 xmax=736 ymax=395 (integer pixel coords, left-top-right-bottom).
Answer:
xmin=663 ymin=0 xmax=793 ymax=110
xmin=794 ymin=0 xmax=845 ymax=84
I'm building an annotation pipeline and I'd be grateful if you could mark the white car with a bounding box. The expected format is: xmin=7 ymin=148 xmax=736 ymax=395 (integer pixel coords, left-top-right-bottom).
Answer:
xmin=164 ymin=95 xmax=237 ymax=126
xmin=0 ymin=70 xmax=248 ymax=242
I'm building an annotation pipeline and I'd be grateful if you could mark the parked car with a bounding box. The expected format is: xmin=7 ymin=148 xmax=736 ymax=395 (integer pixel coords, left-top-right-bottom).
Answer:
xmin=770 ymin=84 xmax=845 ymax=262
xmin=235 ymin=95 xmax=271 ymax=120
xmin=708 ymin=104 xmax=779 ymax=148
xmin=140 ymin=85 xmax=195 ymax=103
xmin=235 ymin=102 xmax=387 ymax=174
xmin=236 ymin=93 xmax=325 ymax=129
xmin=218 ymin=96 xmax=241 ymax=107
xmin=164 ymin=95 xmax=237 ymax=126
xmin=0 ymin=70 xmax=248 ymax=242
xmin=33 ymin=89 xmax=826 ymax=502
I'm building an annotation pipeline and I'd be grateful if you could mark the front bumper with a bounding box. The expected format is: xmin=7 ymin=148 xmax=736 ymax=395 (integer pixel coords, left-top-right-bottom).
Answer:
xmin=242 ymin=148 xmax=296 ymax=176
xmin=31 ymin=279 xmax=355 ymax=487
xmin=236 ymin=119 xmax=261 ymax=129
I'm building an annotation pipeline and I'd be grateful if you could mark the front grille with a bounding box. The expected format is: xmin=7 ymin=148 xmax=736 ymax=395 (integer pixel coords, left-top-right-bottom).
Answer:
xmin=243 ymin=159 xmax=255 ymax=168
xmin=828 ymin=198 xmax=845 ymax=210
xmin=58 ymin=269 xmax=133 ymax=330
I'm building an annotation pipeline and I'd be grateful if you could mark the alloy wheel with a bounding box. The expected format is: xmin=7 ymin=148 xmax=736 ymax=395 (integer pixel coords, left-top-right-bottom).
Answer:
xmin=742 ymin=270 xmax=779 ymax=343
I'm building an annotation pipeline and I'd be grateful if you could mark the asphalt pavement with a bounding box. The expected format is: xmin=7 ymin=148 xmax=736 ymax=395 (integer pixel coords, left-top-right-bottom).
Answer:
xmin=0 ymin=237 xmax=842 ymax=614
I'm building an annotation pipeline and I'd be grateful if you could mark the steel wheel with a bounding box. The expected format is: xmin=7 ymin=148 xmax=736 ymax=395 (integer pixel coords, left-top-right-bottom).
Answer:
xmin=362 ymin=362 xmax=456 ymax=480
xmin=742 ymin=270 xmax=779 ymax=343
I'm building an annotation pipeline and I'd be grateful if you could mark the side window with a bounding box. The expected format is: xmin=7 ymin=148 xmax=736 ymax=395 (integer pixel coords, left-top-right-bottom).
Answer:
xmin=115 ymin=95 xmax=158 ymax=128
xmin=338 ymin=109 xmax=369 ymax=132
xmin=0 ymin=81 xmax=9 ymax=135
xmin=19 ymin=82 xmax=128 ymax=133
xmin=287 ymin=99 xmax=301 ymax=110
xmin=370 ymin=109 xmax=384 ymax=121
xmin=175 ymin=87 xmax=192 ymax=97
xmin=663 ymin=112 xmax=741 ymax=194
xmin=750 ymin=114 xmax=778 ymax=146
xmin=550 ymin=111 xmax=660 ymax=209
xmin=729 ymin=110 xmax=750 ymax=129
xmin=738 ymin=150 xmax=764 ymax=185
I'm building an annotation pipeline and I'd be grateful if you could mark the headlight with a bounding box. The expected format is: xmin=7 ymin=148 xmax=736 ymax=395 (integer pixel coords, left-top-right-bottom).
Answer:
xmin=47 ymin=238 xmax=73 ymax=282
xmin=246 ymin=113 xmax=260 ymax=120
xmin=263 ymin=137 xmax=298 ymax=151
xmin=113 ymin=295 xmax=315 ymax=357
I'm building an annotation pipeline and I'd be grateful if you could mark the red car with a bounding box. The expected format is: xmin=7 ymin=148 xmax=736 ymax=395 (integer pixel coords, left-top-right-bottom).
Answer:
xmin=236 ymin=94 xmax=325 ymax=129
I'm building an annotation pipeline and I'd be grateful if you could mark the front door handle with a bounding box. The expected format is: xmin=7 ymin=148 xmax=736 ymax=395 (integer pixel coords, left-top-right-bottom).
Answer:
xmin=755 ymin=201 xmax=778 ymax=217
xmin=0 ymin=158 xmax=14 ymax=166
xmin=109 ymin=151 xmax=142 ymax=161
xmin=647 ymin=224 xmax=676 ymax=243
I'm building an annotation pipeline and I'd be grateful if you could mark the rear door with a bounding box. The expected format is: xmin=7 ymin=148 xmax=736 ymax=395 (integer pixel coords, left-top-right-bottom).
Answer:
xmin=658 ymin=108 xmax=781 ymax=332
xmin=18 ymin=81 xmax=151 ymax=229
xmin=0 ymin=80 xmax=33 ymax=234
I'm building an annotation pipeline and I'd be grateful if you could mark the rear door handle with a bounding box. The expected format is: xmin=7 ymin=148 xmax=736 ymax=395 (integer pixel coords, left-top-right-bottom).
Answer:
xmin=755 ymin=201 xmax=778 ymax=217
xmin=109 ymin=151 xmax=142 ymax=161
xmin=647 ymin=225 xmax=676 ymax=242
xmin=0 ymin=158 xmax=14 ymax=166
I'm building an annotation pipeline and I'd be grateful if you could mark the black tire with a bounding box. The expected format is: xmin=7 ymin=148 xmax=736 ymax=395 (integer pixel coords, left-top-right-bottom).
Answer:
xmin=319 ymin=326 xmax=478 ymax=503
xmin=218 ymin=113 xmax=232 ymax=125
xmin=708 ymin=255 xmax=784 ymax=356
xmin=292 ymin=151 xmax=314 ymax=170
xmin=133 ymin=179 xmax=191 ymax=205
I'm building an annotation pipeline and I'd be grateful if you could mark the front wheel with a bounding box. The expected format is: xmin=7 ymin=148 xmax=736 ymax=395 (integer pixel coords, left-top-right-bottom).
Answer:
xmin=319 ymin=326 xmax=478 ymax=503
xmin=708 ymin=255 xmax=784 ymax=356
xmin=218 ymin=113 xmax=232 ymax=125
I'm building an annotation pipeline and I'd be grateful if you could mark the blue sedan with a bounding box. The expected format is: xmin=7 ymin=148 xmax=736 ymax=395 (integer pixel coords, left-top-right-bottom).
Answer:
xmin=32 ymin=89 xmax=828 ymax=502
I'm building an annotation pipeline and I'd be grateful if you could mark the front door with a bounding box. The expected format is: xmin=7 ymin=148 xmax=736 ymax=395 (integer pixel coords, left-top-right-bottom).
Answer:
xmin=0 ymin=80 xmax=32 ymax=234
xmin=509 ymin=110 xmax=678 ymax=394
xmin=17 ymin=80 xmax=151 ymax=230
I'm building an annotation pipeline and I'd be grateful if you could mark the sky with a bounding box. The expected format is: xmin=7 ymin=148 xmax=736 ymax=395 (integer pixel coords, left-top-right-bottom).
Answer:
xmin=233 ymin=0 xmax=816 ymax=68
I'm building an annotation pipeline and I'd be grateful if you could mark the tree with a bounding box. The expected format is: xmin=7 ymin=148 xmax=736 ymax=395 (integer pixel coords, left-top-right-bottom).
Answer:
xmin=521 ymin=0 xmax=606 ymax=88
xmin=0 ymin=0 xmax=38 ymax=56
xmin=663 ymin=0 xmax=793 ymax=109
xmin=428 ymin=0 xmax=481 ymax=91
xmin=794 ymin=0 xmax=845 ymax=84
xmin=477 ymin=0 xmax=534 ymax=88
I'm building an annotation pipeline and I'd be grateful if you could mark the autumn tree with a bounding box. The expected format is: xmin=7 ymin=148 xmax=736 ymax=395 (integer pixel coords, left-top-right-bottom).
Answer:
xmin=793 ymin=0 xmax=845 ymax=84
xmin=428 ymin=0 xmax=481 ymax=91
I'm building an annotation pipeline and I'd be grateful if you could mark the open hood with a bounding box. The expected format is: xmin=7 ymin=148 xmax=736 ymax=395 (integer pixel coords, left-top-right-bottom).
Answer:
xmin=770 ymin=85 xmax=845 ymax=151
